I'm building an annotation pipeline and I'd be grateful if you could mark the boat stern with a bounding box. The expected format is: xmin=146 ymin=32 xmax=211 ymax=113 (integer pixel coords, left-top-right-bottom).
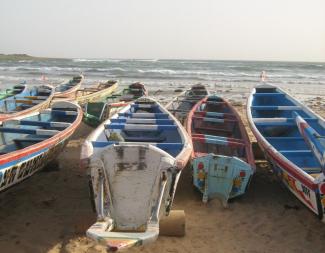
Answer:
xmin=192 ymin=154 xmax=253 ymax=205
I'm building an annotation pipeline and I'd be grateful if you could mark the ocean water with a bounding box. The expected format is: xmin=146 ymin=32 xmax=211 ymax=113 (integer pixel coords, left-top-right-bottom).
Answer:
xmin=0 ymin=59 xmax=324 ymax=91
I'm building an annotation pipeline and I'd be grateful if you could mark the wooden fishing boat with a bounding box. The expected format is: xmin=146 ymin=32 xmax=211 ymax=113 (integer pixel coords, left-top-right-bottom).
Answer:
xmin=53 ymin=75 xmax=84 ymax=99
xmin=119 ymin=82 xmax=148 ymax=102
xmin=72 ymin=80 xmax=118 ymax=106
xmin=187 ymin=95 xmax=255 ymax=205
xmin=83 ymin=82 xmax=147 ymax=127
xmin=0 ymin=85 xmax=27 ymax=100
xmin=0 ymin=101 xmax=82 ymax=192
xmin=81 ymin=97 xmax=192 ymax=251
xmin=247 ymin=84 xmax=325 ymax=221
xmin=166 ymin=84 xmax=209 ymax=124
xmin=0 ymin=85 xmax=54 ymax=121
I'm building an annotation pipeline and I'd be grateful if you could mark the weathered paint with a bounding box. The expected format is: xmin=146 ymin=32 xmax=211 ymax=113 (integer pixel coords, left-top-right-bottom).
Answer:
xmin=82 ymin=97 xmax=192 ymax=251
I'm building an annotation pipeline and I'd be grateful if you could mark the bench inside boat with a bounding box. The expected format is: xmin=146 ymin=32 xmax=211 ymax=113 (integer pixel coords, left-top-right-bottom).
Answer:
xmin=191 ymin=96 xmax=248 ymax=160
xmin=252 ymin=87 xmax=324 ymax=175
xmin=93 ymin=102 xmax=184 ymax=157
xmin=0 ymin=108 xmax=77 ymax=154
xmin=0 ymin=86 xmax=52 ymax=113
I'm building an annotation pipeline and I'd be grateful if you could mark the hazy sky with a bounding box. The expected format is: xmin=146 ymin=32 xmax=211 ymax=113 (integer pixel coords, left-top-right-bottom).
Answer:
xmin=1 ymin=0 xmax=325 ymax=61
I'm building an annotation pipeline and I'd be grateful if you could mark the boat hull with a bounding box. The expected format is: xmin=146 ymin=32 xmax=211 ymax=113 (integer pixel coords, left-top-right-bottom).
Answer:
xmin=83 ymin=83 xmax=147 ymax=127
xmin=192 ymin=154 xmax=253 ymax=205
xmin=187 ymin=95 xmax=255 ymax=204
xmin=0 ymin=102 xmax=82 ymax=192
xmin=247 ymin=84 xmax=325 ymax=221
xmin=166 ymin=84 xmax=209 ymax=125
xmin=254 ymin=145 xmax=323 ymax=217
xmin=53 ymin=75 xmax=84 ymax=99
xmin=87 ymin=144 xmax=178 ymax=251
xmin=0 ymin=85 xmax=54 ymax=122
xmin=81 ymin=97 xmax=192 ymax=250
xmin=76 ymin=82 xmax=118 ymax=106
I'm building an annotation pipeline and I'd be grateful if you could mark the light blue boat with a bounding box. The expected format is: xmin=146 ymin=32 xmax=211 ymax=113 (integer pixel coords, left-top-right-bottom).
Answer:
xmin=0 ymin=85 xmax=54 ymax=121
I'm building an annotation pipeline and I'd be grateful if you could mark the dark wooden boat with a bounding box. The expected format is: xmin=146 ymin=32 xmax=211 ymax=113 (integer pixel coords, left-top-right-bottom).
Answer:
xmin=166 ymin=84 xmax=209 ymax=124
xmin=187 ymin=95 xmax=255 ymax=205
xmin=0 ymin=101 xmax=82 ymax=192
xmin=119 ymin=82 xmax=148 ymax=102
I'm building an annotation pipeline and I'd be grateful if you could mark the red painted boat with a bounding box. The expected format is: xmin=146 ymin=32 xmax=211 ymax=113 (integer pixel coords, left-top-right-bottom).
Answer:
xmin=186 ymin=95 xmax=255 ymax=205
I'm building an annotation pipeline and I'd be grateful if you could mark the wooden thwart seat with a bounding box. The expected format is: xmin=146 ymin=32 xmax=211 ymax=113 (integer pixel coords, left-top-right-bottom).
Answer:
xmin=0 ymin=127 xmax=59 ymax=136
xmin=91 ymin=141 xmax=183 ymax=149
xmin=118 ymin=112 xmax=169 ymax=119
xmin=110 ymin=118 xmax=173 ymax=125
xmin=19 ymin=120 xmax=71 ymax=128
xmin=105 ymin=123 xmax=177 ymax=131
xmin=251 ymin=106 xmax=301 ymax=110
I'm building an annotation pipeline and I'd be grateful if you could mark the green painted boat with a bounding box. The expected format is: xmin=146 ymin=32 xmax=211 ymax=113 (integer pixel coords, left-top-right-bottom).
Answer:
xmin=83 ymin=82 xmax=148 ymax=127
xmin=0 ymin=85 xmax=27 ymax=100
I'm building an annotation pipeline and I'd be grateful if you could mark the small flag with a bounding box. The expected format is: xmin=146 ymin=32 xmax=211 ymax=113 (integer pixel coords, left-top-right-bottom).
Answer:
xmin=41 ymin=75 xmax=48 ymax=82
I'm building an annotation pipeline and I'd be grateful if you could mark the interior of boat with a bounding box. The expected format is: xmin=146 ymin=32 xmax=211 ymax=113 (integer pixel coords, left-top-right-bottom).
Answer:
xmin=55 ymin=76 xmax=82 ymax=92
xmin=0 ymin=86 xmax=52 ymax=113
xmin=0 ymin=107 xmax=78 ymax=155
xmin=191 ymin=96 xmax=248 ymax=161
xmin=77 ymin=80 xmax=116 ymax=96
xmin=251 ymin=86 xmax=324 ymax=175
xmin=92 ymin=100 xmax=184 ymax=157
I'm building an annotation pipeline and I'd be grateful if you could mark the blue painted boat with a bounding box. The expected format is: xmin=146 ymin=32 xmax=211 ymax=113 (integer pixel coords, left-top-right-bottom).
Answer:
xmin=187 ymin=95 xmax=255 ymax=205
xmin=0 ymin=85 xmax=54 ymax=121
xmin=247 ymin=84 xmax=325 ymax=221
xmin=0 ymin=101 xmax=83 ymax=192
xmin=81 ymin=97 xmax=192 ymax=251
xmin=53 ymin=75 xmax=84 ymax=99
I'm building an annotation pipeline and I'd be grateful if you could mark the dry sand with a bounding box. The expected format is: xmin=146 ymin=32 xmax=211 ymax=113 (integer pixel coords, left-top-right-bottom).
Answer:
xmin=0 ymin=86 xmax=325 ymax=253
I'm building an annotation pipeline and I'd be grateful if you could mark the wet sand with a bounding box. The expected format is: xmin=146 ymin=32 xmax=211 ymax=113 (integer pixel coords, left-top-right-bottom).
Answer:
xmin=0 ymin=87 xmax=325 ymax=253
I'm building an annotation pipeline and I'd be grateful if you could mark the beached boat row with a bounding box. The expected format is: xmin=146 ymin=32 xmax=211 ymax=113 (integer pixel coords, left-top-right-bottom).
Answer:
xmin=0 ymin=75 xmax=123 ymax=193
xmin=0 ymin=77 xmax=324 ymax=251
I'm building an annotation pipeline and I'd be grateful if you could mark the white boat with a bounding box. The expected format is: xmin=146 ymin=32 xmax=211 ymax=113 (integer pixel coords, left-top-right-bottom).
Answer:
xmin=81 ymin=97 xmax=192 ymax=251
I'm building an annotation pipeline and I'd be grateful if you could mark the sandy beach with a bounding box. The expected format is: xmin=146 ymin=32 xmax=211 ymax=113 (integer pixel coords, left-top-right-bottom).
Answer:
xmin=0 ymin=86 xmax=325 ymax=253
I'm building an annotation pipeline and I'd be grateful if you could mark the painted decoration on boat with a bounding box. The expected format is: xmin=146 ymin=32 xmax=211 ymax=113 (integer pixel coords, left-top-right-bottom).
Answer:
xmin=187 ymin=95 xmax=255 ymax=205
xmin=0 ymin=101 xmax=82 ymax=192
xmin=247 ymin=83 xmax=325 ymax=221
